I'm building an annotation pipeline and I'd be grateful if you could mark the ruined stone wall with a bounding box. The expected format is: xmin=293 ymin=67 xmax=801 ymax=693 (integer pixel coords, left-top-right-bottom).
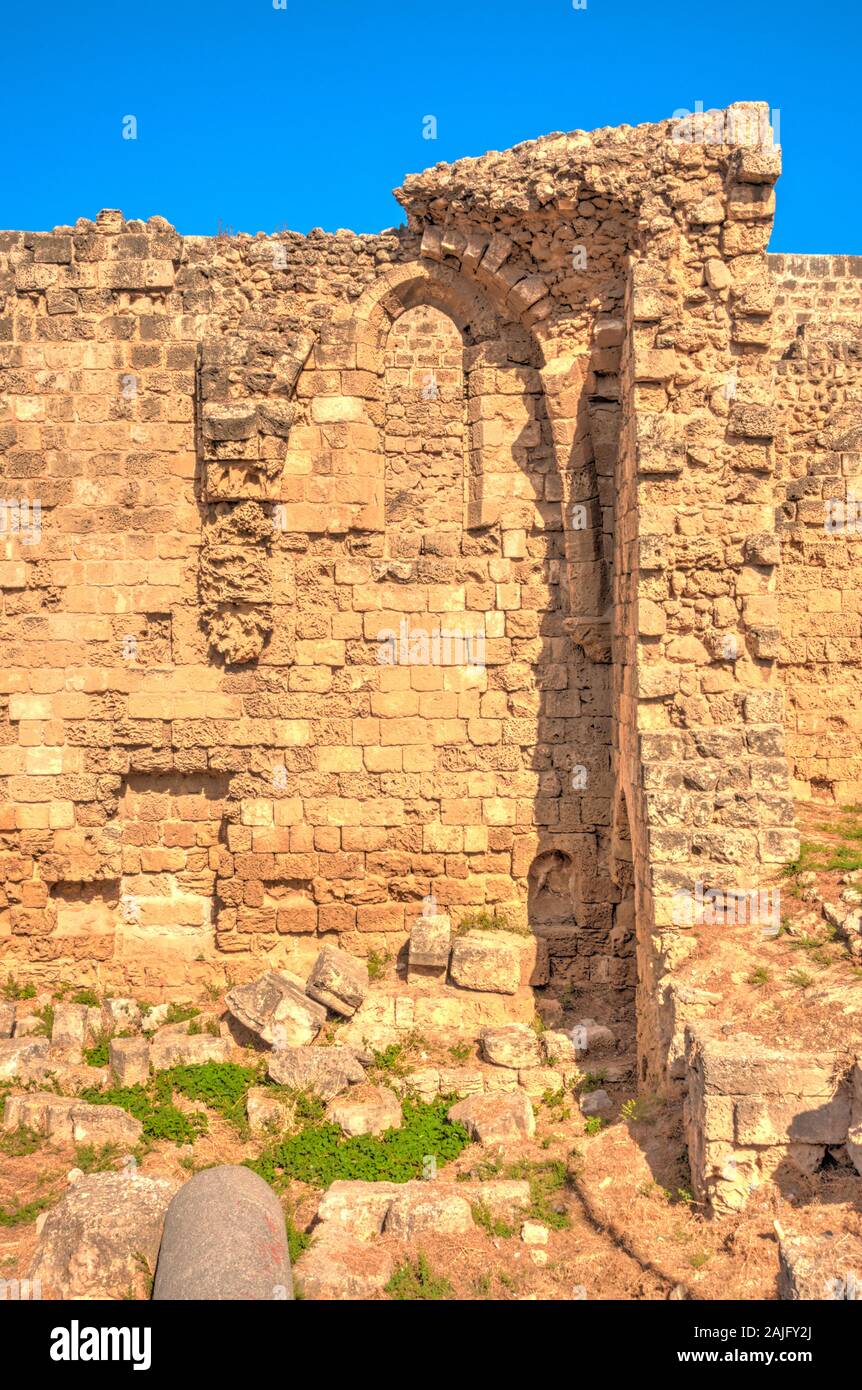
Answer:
xmin=0 ymin=200 xmax=618 ymax=997
xmin=618 ymin=125 xmax=799 ymax=1083
xmin=770 ymin=254 xmax=862 ymax=803
xmin=0 ymin=109 xmax=803 ymax=1083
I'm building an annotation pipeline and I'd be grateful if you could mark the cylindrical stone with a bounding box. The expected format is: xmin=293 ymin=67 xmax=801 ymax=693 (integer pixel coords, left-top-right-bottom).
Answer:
xmin=152 ymin=1165 xmax=293 ymax=1300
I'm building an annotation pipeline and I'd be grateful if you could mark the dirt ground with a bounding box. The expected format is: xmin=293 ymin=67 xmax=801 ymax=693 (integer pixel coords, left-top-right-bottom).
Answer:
xmin=3 ymin=1046 xmax=859 ymax=1301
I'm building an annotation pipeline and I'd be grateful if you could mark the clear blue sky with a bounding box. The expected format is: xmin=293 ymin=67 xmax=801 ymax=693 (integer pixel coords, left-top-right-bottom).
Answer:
xmin=2 ymin=0 xmax=859 ymax=252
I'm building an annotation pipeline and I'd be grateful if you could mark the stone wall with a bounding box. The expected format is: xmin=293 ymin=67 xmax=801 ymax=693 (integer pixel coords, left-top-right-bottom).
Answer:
xmin=0 ymin=107 xmax=806 ymax=1087
xmin=770 ymin=254 xmax=862 ymax=803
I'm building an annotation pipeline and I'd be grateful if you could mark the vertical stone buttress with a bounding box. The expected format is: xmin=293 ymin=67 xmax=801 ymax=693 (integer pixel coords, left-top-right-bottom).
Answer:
xmin=617 ymin=107 xmax=799 ymax=1084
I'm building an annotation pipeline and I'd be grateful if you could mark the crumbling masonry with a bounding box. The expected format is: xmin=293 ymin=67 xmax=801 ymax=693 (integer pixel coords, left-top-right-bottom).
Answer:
xmin=2 ymin=105 xmax=861 ymax=1207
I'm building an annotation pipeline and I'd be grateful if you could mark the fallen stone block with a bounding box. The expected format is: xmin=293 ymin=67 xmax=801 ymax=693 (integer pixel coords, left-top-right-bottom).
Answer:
xmin=28 ymin=1172 xmax=178 ymax=1299
xmin=518 ymin=1067 xmax=565 ymax=1101
xmin=109 ymin=1037 xmax=151 ymax=1088
xmin=413 ymin=986 xmax=535 ymax=1033
xmin=327 ymin=1084 xmax=402 ymax=1137
xmin=0 ymin=1037 xmax=49 ymax=1079
xmin=153 ymin=1165 xmax=293 ymax=1300
xmin=580 ymin=1089 xmax=612 ymax=1117
xmin=246 ymin=1086 xmax=292 ymax=1138
xmin=267 ymin=1045 xmax=365 ymax=1099
xmin=383 ymin=1187 xmax=473 ymax=1239
xmin=226 ymin=971 xmax=326 ymax=1046
xmin=313 ymin=1177 xmax=531 ymax=1243
xmin=483 ymin=1068 xmax=520 ymax=1094
xmin=50 ymin=1004 xmax=88 ymax=1054
xmin=5 ymin=1092 xmax=140 ymax=1147
xmin=437 ymin=1066 xmax=484 ymax=1098
xmin=37 ymin=1059 xmax=110 ymax=1095
xmin=449 ymin=1091 xmax=535 ymax=1145
xmin=541 ymin=1029 xmax=578 ymax=1064
xmin=570 ymin=1019 xmax=616 ymax=1054
xmin=70 ymin=1103 xmax=143 ymax=1149
xmin=407 ymin=914 xmax=452 ymax=982
xmin=481 ymin=1023 xmax=542 ymax=1069
xmin=306 ymin=946 xmax=369 ymax=1018
xmin=150 ymin=1029 xmax=228 ymax=1071
xmin=449 ymin=931 xmax=521 ymax=995
xmin=402 ymin=1067 xmax=441 ymax=1102
xmin=0 ymin=1002 xmax=15 ymax=1038
xmin=458 ymin=1179 xmax=531 ymax=1222
xmin=294 ymin=1231 xmax=394 ymax=1300
xmin=3 ymin=1092 xmax=76 ymax=1137
xmin=101 ymin=998 xmax=142 ymax=1035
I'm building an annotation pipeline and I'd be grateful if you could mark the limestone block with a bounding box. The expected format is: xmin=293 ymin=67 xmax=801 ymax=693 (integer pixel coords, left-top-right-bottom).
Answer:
xmin=226 ymin=971 xmax=326 ymax=1046
xmin=518 ymin=1067 xmax=564 ymax=1100
xmin=294 ymin=1232 xmax=393 ymax=1301
xmin=326 ymin=1084 xmax=402 ymax=1137
xmin=246 ymin=1087 xmax=291 ymax=1138
xmin=383 ymin=1188 xmax=473 ymax=1240
xmin=109 ymin=1037 xmax=151 ymax=1088
xmin=449 ymin=1091 xmax=535 ymax=1145
xmin=150 ymin=1029 xmax=229 ymax=1071
xmin=29 ymin=1173 xmax=178 ymax=1300
xmin=481 ymin=1024 xmax=542 ymax=1069
xmin=580 ymin=1089 xmax=612 ymax=1117
xmin=50 ymin=1004 xmax=88 ymax=1053
xmin=0 ymin=1038 xmax=49 ymax=1079
xmin=449 ymin=931 xmax=521 ymax=995
xmin=407 ymin=914 xmax=451 ymax=982
xmin=70 ymin=1103 xmax=143 ymax=1149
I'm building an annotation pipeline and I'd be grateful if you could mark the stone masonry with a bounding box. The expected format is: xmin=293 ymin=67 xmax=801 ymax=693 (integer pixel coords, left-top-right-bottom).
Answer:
xmin=4 ymin=102 xmax=858 ymax=1094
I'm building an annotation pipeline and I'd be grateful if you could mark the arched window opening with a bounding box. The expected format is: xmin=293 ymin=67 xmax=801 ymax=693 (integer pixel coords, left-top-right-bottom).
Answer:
xmin=383 ymin=305 xmax=465 ymax=556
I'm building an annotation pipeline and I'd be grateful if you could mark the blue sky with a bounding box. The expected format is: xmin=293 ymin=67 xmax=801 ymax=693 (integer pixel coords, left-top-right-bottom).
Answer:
xmin=2 ymin=0 xmax=859 ymax=251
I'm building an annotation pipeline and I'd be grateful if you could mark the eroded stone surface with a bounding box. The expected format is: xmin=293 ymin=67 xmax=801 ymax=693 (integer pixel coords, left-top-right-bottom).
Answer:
xmin=226 ymin=972 xmax=326 ymax=1047
xmin=294 ymin=1232 xmax=394 ymax=1301
xmin=481 ymin=1024 xmax=542 ymax=1069
xmin=267 ymin=1045 xmax=366 ymax=1098
xmin=449 ymin=932 xmax=521 ymax=995
xmin=306 ymin=947 xmax=369 ymax=1018
xmin=326 ymin=1084 xmax=402 ymax=1137
xmin=449 ymin=1091 xmax=535 ymax=1145
xmin=28 ymin=1173 xmax=178 ymax=1299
